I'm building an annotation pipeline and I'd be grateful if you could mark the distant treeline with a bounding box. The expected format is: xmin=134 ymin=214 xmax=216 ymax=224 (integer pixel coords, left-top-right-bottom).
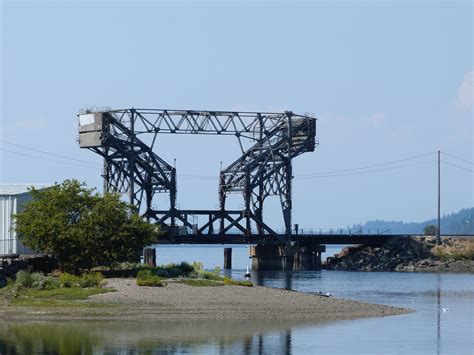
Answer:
xmin=350 ymin=208 xmax=473 ymax=235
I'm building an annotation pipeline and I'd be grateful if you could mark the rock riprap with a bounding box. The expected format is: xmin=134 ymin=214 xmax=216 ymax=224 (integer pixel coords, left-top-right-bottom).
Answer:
xmin=0 ymin=254 xmax=57 ymax=288
xmin=324 ymin=237 xmax=473 ymax=273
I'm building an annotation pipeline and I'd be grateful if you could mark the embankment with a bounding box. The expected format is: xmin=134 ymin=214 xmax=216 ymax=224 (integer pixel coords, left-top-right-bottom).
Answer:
xmin=324 ymin=236 xmax=473 ymax=273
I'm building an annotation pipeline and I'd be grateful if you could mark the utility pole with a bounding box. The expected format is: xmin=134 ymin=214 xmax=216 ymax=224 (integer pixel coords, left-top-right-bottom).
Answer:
xmin=437 ymin=150 xmax=441 ymax=245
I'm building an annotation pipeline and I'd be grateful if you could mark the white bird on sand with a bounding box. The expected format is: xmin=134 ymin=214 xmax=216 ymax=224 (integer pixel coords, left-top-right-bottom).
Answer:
xmin=244 ymin=265 xmax=251 ymax=278
xmin=442 ymin=308 xmax=450 ymax=312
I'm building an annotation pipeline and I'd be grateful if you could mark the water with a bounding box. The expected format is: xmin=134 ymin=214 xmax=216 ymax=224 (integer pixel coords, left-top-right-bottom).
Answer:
xmin=1 ymin=245 xmax=472 ymax=354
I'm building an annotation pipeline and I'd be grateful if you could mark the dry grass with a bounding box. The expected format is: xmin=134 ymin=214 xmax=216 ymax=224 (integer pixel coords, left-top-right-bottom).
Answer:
xmin=432 ymin=238 xmax=474 ymax=260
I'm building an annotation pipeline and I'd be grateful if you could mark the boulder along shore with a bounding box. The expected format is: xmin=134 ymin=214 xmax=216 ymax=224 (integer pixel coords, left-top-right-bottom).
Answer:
xmin=324 ymin=236 xmax=473 ymax=273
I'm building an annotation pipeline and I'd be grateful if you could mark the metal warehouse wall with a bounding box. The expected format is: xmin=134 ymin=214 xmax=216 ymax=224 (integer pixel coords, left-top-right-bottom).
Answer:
xmin=0 ymin=194 xmax=33 ymax=255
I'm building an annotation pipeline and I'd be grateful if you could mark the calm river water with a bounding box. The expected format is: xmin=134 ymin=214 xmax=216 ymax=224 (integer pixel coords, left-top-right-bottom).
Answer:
xmin=1 ymin=245 xmax=472 ymax=354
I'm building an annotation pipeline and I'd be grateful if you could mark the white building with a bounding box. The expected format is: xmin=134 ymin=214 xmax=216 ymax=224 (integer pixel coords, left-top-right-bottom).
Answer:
xmin=0 ymin=184 xmax=52 ymax=255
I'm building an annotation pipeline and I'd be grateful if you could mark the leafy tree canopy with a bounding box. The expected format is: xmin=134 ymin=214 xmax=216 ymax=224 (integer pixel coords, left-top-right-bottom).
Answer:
xmin=423 ymin=224 xmax=439 ymax=236
xmin=15 ymin=179 xmax=158 ymax=273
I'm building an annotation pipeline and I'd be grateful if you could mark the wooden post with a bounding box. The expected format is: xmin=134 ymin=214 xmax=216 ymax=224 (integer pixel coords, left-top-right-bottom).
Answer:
xmin=143 ymin=248 xmax=156 ymax=267
xmin=224 ymin=248 xmax=232 ymax=269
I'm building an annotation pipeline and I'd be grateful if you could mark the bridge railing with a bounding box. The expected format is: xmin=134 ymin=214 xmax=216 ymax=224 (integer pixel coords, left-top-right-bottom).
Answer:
xmin=289 ymin=228 xmax=392 ymax=235
xmin=166 ymin=225 xmax=393 ymax=237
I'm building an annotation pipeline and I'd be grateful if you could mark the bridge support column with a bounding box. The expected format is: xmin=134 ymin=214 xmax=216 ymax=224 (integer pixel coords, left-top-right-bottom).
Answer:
xmin=223 ymin=248 xmax=232 ymax=269
xmin=249 ymin=243 xmax=325 ymax=271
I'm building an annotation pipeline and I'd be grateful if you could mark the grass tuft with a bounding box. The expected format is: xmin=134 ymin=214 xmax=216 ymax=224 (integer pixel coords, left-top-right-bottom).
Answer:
xmin=136 ymin=270 xmax=163 ymax=287
xmin=79 ymin=272 xmax=105 ymax=288
xmin=8 ymin=286 xmax=115 ymax=307
xmin=176 ymin=279 xmax=224 ymax=287
xmin=18 ymin=287 xmax=113 ymax=300
xmin=223 ymin=277 xmax=253 ymax=287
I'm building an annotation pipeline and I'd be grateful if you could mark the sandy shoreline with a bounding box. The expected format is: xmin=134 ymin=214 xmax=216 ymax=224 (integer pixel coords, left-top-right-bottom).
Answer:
xmin=1 ymin=278 xmax=412 ymax=322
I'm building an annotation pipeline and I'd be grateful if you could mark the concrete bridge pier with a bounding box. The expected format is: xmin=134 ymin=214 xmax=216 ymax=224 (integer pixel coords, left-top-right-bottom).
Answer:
xmin=250 ymin=243 xmax=325 ymax=271
xmin=223 ymin=248 xmax=232 ymax=269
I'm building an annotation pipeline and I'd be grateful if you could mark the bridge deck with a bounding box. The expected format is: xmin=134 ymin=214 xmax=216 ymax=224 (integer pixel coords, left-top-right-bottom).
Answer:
xmin=157 ymin=234 xmax=474 ymax=245
xmin=155 ymin=234 xmax=471 ymax=245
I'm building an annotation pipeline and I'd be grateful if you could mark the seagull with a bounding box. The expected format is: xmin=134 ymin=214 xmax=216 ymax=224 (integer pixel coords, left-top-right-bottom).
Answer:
xmin=244 ymin=265 xmax=251 ymax=278
xmin=315 ymin=291 xmax=331 ymax=297
xmin=442 ymin=308 xmax=450 ymax=312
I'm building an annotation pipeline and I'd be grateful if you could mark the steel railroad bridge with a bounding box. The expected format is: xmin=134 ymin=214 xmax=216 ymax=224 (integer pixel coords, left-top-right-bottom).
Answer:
xmin=156 ymin=232 xmax=472 ymax=245
xmin=157 ymin=233 xmax=400 ymax=245
xmin=76 ymin=107 xmax=432 ymax=270
xmin=78 ymin=108 xmax=316 ymax=240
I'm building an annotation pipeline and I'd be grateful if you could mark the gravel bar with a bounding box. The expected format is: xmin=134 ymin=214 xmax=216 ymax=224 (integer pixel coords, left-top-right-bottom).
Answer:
xmin=80 ymin=278 xmax=412 ymax=322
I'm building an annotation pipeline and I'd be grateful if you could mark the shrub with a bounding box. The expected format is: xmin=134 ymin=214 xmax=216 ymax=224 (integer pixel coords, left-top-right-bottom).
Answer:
xmin=59 ymin=273 xmax=81 ymax=288
xmin=114 ymin=262 xmax=141 ymax=270
xmin=192 ymin=261 xmax=204 ymax=272
xmin=164 ymin=267 xmax=181 ymax=278
xmin=200 ymin=271 xmax=223 ymax=281
xmin=30 ymin=272 xmax=44 ymax=288
xmin=13 ymin=272 xmax=60 ymax=290
xmin=149 ymin=262 xmax=197 ymax=278
xmin=423 ymin=225 xmax=438 ymax=236
xmin=79 ymin=272 xmax=104 ymax=288
xmin=32 ymin=272 xmax=60 ymax=290
xmin=15 ymin=179 xmax=159 ymax=273
xmin=153 ymin=269 xmax=170 ymax=278
xmin=136 ymin=270 xmax=163 ymax=287
xmin=58 ymin=272 xmax=104 ymax=288
xmin=192 ymin=266 xmax=223 ymax=281
xmin=178 ymin=262 xmax=194 ymax=275
xmin=15 ymin=271 xmax=33 ymax=289
xmin=40 ymin=277 xmax=60 ymax=290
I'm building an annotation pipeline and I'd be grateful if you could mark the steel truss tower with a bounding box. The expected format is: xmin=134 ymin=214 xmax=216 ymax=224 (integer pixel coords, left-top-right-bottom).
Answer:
xmin=78 ymin=108 xmax=317 ymax=243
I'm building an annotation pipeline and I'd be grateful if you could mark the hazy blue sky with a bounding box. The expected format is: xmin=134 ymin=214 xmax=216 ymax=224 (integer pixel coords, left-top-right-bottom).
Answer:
xmin=1 ymin=0 xmax=472 ymax=229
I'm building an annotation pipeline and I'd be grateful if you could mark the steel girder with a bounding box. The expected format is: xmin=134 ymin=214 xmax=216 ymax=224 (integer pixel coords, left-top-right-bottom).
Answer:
xmin=218 ymin=116 xmax=316 ymax=239
xmin=77 ymin=108 xmax=317 ymax=242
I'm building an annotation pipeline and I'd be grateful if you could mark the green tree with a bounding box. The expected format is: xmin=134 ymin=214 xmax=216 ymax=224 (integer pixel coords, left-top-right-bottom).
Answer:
xmin=15 ymin=180 xmax=158 ymax=273
xmin=423 ymin=224 xmax=438 ymax=236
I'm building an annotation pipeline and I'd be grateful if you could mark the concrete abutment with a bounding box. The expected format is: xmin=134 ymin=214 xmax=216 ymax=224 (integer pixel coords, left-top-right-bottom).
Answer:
xmin=250 ymin=243 xmax=325 ymax=271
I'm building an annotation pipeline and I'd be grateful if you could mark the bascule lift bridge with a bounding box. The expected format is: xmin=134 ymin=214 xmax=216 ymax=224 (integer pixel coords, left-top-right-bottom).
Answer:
xmin=77 ymin=108 xmax=368 ymax=270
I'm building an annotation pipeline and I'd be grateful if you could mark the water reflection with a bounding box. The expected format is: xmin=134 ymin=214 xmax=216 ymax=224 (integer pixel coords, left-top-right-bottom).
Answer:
xmin=251 ymin=270 xmax=297 ymax=290
xmin=437 ymin=273 xmax=441 ymax=355
xmin=0 ymin=322 xmax=98 ymax=355
xmin=0 ymin=320 xmax=300 ymax=354
xmin=2 ymin=270 xmax=472 ymax=354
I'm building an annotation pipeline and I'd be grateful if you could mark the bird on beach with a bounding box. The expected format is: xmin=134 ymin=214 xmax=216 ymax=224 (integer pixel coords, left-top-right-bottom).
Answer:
xmin=442 ymin=308 xmax=450 ymax=312
xmin=315 ymin=291 xmax=331 ymax=297
xmin=244 ymin=265 xmax=251 ymax=278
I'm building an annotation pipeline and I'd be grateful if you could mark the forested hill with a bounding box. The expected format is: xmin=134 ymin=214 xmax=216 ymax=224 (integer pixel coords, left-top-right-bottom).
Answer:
xmin=350 ymin=208 xmax=473 ymax=234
